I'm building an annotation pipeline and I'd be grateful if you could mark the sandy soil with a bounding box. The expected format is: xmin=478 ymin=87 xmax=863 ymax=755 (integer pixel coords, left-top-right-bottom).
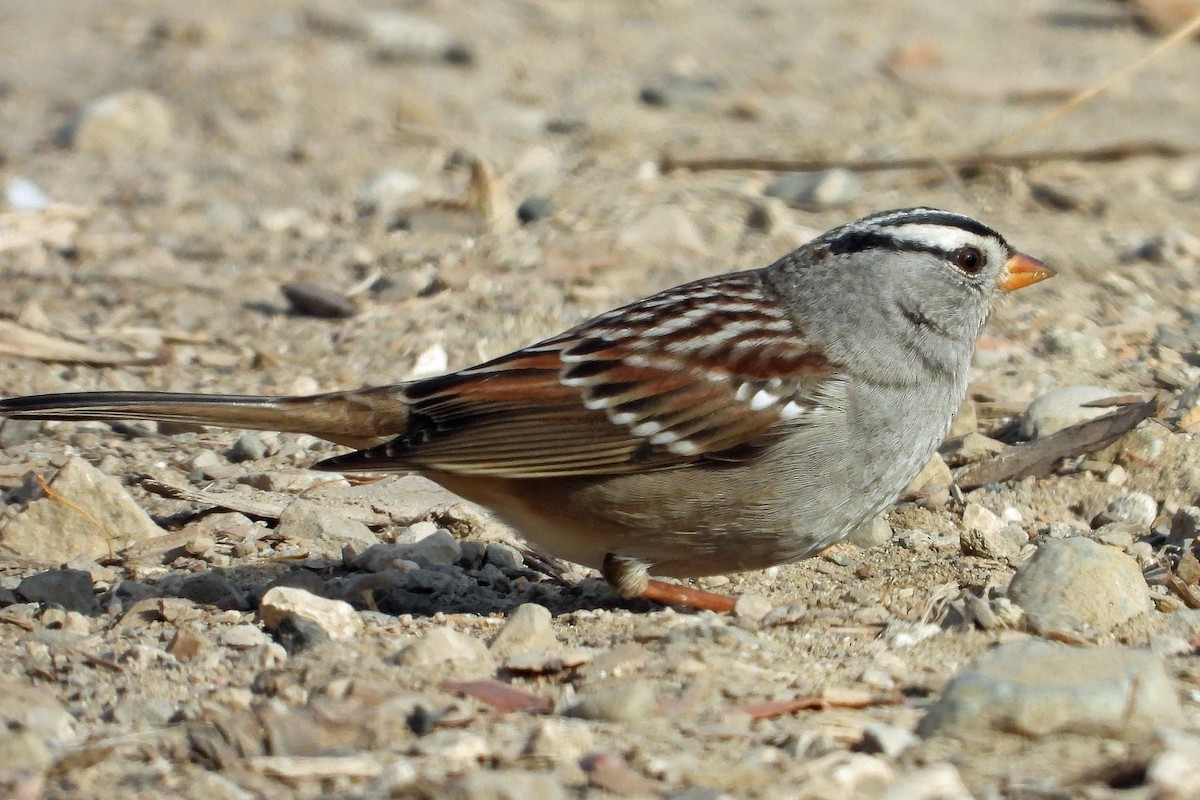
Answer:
xmin=1 ymin=1 xmax=1199 ymax=798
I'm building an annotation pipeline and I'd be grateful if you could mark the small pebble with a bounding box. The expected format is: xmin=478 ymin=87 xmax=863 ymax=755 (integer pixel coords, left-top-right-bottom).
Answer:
xmin=489 ymin=603 xmax=558 ymax=657
xmin=570 ymin=681 xmax=656 ymax=723
xmin=860 ymin=722 xmax=919 ymax=756
xmin=219 ymin=624 xmax=270 ymax=650
xmin=765 ymin=169 xmax=863 ymax=210
xmin=65 ymin=89 xmax=173 ymax=154
xmin=516 ymin=196 xmax=552 ymax=224
xmin=1093 ymin=492 xmax=1158 ymax=529
xmin=281 ymin=282 xmax=358 ymax=319
xmin=229 ymin=433 xmax=267 ymax=462
xmin=733 ymin=593 xmax=773 ymax=622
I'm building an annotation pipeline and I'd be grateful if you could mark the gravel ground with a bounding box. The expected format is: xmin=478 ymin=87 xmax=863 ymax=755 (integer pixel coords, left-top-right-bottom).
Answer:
xmin=1 ymin=1 xmax=1200 ymax=798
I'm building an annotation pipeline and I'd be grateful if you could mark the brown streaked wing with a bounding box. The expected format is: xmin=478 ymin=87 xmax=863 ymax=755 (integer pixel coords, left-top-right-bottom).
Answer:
xmin=318 ymin=271 xmax=836 ymax=477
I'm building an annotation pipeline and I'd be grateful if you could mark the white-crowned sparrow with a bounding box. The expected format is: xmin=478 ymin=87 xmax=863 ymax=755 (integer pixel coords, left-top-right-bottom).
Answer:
xmin=0 ymin=208 xmax=1054 ymax=610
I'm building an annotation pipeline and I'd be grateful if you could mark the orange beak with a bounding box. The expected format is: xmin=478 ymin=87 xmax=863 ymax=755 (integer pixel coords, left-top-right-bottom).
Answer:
xmin=1000 ymin=251 xmax=1056 ymax=292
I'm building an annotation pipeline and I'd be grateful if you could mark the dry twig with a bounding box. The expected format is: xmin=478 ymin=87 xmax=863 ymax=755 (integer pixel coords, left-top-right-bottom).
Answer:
xmin=954 ymin=398 xmax=1160 ymax=490
xmin=659 ymin=141 xmax=1190 ymax=176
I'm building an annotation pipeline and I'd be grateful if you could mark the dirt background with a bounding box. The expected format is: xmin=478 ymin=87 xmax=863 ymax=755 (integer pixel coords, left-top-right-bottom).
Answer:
xmin=1 ymin=0 xmax=1200 ymax=798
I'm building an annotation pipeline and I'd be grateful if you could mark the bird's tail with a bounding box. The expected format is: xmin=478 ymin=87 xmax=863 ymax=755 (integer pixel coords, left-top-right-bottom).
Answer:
xmin=0 ymin=387 xmax=411 ymax=449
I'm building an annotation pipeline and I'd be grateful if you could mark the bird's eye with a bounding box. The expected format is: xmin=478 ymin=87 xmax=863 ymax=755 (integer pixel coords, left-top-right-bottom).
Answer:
xmin=953 ymin=246 xmax=984 ymax=274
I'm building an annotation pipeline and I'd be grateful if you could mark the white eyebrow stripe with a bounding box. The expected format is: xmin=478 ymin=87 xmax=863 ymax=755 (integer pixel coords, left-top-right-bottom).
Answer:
xmin=887 ymin=224 xmax=988 ymax=253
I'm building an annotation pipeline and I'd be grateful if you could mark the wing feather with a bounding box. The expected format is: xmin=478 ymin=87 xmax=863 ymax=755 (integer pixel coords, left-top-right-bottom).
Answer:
xmin=318 ymin=271 xmax=838 ymax=476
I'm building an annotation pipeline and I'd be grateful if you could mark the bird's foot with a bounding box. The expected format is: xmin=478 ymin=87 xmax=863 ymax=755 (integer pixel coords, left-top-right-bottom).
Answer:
xmin=603 ymin=553 xmax=736 ymax=613
xmin=641 ymin=579 xmax=737 ymax=613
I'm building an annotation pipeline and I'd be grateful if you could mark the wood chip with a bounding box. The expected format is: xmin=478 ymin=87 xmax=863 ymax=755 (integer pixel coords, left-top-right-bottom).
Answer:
xmin=731 ymin=690 xmax=903 ymax=720
xmin=138 ymin=476 xmax=388 ymax=526
xmin=0 ymin=319 xmax=160 ymax=366
xmin=441 ymin=678 xmax=552 ymax=713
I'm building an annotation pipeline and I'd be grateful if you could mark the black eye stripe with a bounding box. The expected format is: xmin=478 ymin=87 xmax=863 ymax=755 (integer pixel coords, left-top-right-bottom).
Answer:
xmin=825 ymin=230 xmax=951 ymax=259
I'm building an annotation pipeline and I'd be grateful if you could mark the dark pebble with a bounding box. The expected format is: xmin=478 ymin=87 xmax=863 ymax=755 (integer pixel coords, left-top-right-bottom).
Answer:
xmin=517 ymin=196 xmax=552 ymax=224
xmin=281 ymin=282 xmax=358 ymax=319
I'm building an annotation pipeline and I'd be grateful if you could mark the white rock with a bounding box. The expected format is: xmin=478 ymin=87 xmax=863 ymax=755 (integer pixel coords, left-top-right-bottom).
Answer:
xmin=1094 ymin=492 xmax=1158 ymax=529
xmin=357 ymin=170 xmax=421 ymax=217
xmin=1020 ymin=386 xmax=1125 ymax=440
xmin=489 ymin=603 xmax=558 ymax=657
xmin=219 ymin=624 xmax=270 ymax=650
xmin=0 ymin=456 xmax=165 ymax=561
xmin=409 ymin=342 xmax=448 ymax=378
xmin=848 ymin=515 xmax=894 ymax=548
xmin=884 ymin=765 xmax=972 ymax=800
xmin=6 ymin=177 xmax=51 ymax=211
xmin=397 ymin=626 xmax=494 ymax=672
xmin=259 ymin=586 xmax=362 ymax=641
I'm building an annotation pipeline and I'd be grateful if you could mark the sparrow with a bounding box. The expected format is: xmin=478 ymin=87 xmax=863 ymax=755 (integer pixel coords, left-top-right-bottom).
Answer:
xmin=0 ymin=208 xmax=1054 ymax=610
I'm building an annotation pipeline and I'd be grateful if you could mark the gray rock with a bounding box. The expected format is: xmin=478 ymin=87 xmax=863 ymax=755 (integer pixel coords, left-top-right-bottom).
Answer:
xmin=396 ymin=520 xmax=440 ymax=542
xmin=0 ymin=677 xmax=78 ymax=745
xmin=1093 ymin=492 xmax=1158 ymax=529
xmin=176 ymin=572 xmax=248 ymax=610
xmin=1162 ymin=608 xmax=1200 ymax=640
xmin=1020 ymin=385 xmax=1124 ymax=440
xmin=1008 ymin=537 xmax=1150 ymax=634
xmin=1169 ymin=506 xmax=1200 ymax=547
xmin=276 ymin=498 xmax=380 ymax=555
xmin=259 ymin=586 xmax=362 ymax=641
xmin=961 ymin=522 xmax=1027 ymax=561
xmin=0 ymin=418 xmax=41 ymax=448
xmin=444 ymin=770 xmax=566 ymax=800
xmin=17 ymin=569 xmax=96 ymax=613
xmin=1040 ymin=329 xmax=1108 ymax=362
xmin=918 ymin=639 xmax=1183 ymax=738
xmin=218 ymin=624 xmax=270 ymax=650
xmin=228 ymin=433 xmax=267 ymax=463
xmin=397 ymin=528 xmax=461 ymax=566
xmin=484 ymin=542 xmax=524 ymax=569
xmin=0 ymin=456 xmax=165 ymax=562
xmin=570 ymin=681 xmax=656 ymax=722
xmin=848 ymin=515 xmax=894 ymax=548
xmin=65 ymin=90 xmax=173 ymax=154
xmin=491 ymin=603 xmax=558 ymax=658
xmin=765 ymin=169 xmax=863 ymax=210
xmin=1091 ymin=521 xmax=1142 ymax=550
xmin=239 ymin=469 xmax=334 ymax=492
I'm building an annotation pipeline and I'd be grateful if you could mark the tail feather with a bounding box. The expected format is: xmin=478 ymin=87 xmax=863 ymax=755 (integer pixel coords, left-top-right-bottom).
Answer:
xmin=0 ymin=387 xmax=411 ymax=449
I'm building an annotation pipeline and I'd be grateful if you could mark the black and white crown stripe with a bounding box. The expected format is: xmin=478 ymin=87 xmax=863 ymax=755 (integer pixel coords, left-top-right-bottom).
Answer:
xmin=824 ymin=207 xmax=1007 ymax=260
